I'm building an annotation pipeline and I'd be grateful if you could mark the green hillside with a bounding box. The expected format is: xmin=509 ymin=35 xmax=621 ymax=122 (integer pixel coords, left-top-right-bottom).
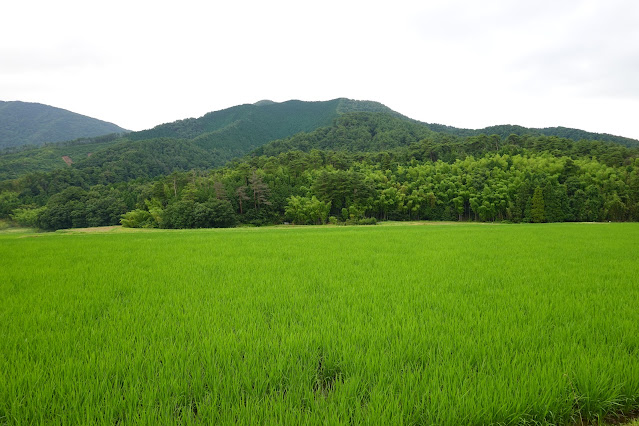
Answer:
xmin=253 ymin=112 xmax=434 ymax=157
xmin=254 ymin=114 xmax=637 ymax=168
xmin=2 ymin=98 xmax=639 ymax=186
xmin=74 ymin=138 xmax=218 ymax=183
xmin=129 ymin=98 xmax=399 ymax=153
xmin=0 ymin=99 xmax=401 ymax=180
xmin=0 ymin=101 xmax=127 ymax=149
xmin=426 ymin=123 xmax=639 ymax=147
xmin=65 ymin=99 xmax=400 ymax=181
xmin=0 ymin=134 xmax=123 ymax=180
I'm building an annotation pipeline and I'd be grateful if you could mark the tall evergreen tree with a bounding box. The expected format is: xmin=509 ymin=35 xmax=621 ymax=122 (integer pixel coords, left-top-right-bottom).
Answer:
xmin=531 ymin=186 xmax=546 ymax=223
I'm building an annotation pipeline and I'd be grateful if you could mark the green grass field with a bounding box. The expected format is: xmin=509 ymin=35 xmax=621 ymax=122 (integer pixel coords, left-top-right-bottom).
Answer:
xmin=1 ymin=223 xmax=638 ymax=425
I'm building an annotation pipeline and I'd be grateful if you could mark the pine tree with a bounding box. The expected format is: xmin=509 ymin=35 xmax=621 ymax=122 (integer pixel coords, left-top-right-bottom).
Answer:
xmin=248 ymin=171 xmax=271 ymax=210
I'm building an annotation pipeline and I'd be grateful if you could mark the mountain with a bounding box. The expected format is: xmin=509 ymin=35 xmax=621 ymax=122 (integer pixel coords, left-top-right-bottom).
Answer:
xmin=425 ymin=123 xmax=639 ymax=148
xmin=58 ymin=99 xmax=403 ymax=179
xmin=0 ymin=98 xmax=398 ymax=180
xmin=252 ymin=112 xmax=637 ymax=169
xmin=3 ymin=98 xmax=639 ymax=231
xmin=0 ymin=101 xmax=128 ymax=149
xmin=2 ymin=98 xmax=639 ymax=182
xmin=128 ymin=98 xmax=401 ymax=152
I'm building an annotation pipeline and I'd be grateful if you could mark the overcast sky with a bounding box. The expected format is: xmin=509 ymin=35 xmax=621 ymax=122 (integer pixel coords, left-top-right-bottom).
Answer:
xmin=2 ymin=0 xmax=639 ymax=139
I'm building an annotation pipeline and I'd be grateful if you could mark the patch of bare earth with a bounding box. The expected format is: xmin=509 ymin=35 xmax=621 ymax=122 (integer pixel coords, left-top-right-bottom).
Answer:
xmin=603 ymin=410 xmax=639 ymax=425
xmin=379 ymin=220 xmax=497 ymax=226
xmin=59 ymin=225 xmax=120 ymax=233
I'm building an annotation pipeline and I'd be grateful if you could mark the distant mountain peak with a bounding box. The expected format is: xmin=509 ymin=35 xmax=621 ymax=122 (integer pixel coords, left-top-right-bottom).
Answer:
xmin=0 ymin=100 xmax=128 ymax=149
xmin=254 ymin=100 xmax=277 ymax=106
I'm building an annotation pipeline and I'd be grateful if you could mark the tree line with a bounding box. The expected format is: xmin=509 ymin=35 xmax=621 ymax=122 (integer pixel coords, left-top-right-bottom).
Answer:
xmin=1 ymin=136 xmax=638 ymax=230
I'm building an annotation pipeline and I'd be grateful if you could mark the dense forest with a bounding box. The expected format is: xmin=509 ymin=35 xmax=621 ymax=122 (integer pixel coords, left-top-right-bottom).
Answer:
xmin=1 ymin=109 xmax=638 ymax=230
xmin=0 ymin=133 xmax=125 ymax=180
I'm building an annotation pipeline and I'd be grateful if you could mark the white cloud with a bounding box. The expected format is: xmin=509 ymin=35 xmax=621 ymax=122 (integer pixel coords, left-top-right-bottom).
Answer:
xmin=1 ymin=0 xmax=638 ymax=138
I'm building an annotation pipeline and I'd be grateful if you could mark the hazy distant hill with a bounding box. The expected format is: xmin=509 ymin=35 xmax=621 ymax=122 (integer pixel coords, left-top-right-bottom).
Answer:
xmin=0 ymin=101 xmax=127 ymax=149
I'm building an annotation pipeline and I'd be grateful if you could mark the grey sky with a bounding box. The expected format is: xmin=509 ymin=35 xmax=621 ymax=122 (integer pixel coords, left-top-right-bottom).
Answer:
xmin=2 ymin=0 xmax=638 ymax=139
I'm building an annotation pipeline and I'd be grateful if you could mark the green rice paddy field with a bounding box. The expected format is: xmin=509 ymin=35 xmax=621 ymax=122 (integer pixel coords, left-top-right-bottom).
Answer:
xmin=1 ymin=223 xmax=638 ymax=425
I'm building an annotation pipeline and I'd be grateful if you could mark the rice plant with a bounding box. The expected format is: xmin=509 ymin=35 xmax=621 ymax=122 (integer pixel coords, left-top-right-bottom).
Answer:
xmin=1 ymin=223 xmax=638 ymax=424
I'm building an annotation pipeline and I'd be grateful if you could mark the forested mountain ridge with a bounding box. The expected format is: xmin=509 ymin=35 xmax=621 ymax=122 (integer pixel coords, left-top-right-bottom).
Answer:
xmin=253 ymin=113 xmax=637 ymax=168
xmin=426 ymin=123 xmax=639 ymax=148
xmin=127 ymin=98 xmax=402 ymax=153
xmin=2 ymin=98 xmax=637 ymax=181
xmin=0 ymin=101 xmax=128 ymax=149
xmin=0 ymin=99 xmax=401 ymax=179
